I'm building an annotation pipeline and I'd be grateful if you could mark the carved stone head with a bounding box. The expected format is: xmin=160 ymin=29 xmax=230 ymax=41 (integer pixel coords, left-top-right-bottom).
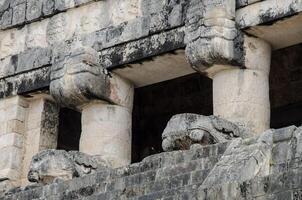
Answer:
xmin=162 ymin=114 xmax=243 ymax=151
xmin=50 ymin=45 xmax=111 ymax=109
xmin=28 ymin=150 xmax=77 ymax=184
xmin=28 ymin=150 xmax=110 ymax=185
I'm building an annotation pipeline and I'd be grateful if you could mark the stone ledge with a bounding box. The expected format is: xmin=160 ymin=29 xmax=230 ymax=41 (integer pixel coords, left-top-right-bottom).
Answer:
xmin=236 ymin=0 xmax=302 ymax=28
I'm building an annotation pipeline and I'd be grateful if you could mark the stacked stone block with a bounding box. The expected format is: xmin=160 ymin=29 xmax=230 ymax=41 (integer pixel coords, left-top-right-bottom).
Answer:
xmin=21 ymin=96 xmax=59 ymax=186
xmin=0 ymin=95 xmax=59 ymax=192
xmin=0 ymin=96 xmax=28 ymax=192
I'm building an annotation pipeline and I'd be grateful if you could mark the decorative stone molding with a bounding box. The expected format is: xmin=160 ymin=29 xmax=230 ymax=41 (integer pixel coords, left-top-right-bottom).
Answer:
xmin=185 ymin=0 xmax=245 ymax=76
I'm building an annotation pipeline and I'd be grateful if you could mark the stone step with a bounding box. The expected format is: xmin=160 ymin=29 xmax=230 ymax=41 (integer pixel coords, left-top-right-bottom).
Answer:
xmin=83 ymin=163 xmax=214 ymax=200
xmin=56 ymin=143 xmax=228 ymax=199
xmin=129 ymin=166 xmax=302 ymax=200
xmin=94 ymin=142 xmax=228 ymax=183
xmin=1 ymin=143 xmax=229 ymax=200
xmin=62 ymin=155 xmax=219 ymax=199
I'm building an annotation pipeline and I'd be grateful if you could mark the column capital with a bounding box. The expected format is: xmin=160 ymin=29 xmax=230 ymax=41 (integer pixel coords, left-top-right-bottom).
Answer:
xmin=50 ymin=44 xmax=133 ymax=110
xmin=185 ymin=0 xmax=244 ymax=77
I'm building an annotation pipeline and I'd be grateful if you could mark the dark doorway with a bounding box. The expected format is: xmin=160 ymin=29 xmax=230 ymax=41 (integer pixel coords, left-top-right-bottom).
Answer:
xmin=270 ymin=43 xmax=302 ymax=128
xmin=57 ymin=108 xmax=82 ymax=151
xmin=132 ymin=73 xmax=213 ymax=162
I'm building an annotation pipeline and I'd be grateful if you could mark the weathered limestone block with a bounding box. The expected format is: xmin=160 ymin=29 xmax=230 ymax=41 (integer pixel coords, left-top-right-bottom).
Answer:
xmin=27 ymin=149 xmax=111 ymax=185
xmin=80 ymin=102 xmax=132 ymax=168
xmin=42 ymin=0 xmax=55 ymax=16
xmin=162 ymin=113 xmax=247 ymax=151
xmin=0 ymin=27 xmax=26 ymax=59
xmin=201 ymin=129 xmax=273 ymax=187
xmin=12 ymin=2 xmax=26 ymax=26
xmin=26 ymin=0 xmax=43 ymax=22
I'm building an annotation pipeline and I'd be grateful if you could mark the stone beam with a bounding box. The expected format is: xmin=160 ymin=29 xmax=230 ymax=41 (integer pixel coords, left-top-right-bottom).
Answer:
xmin=236 ymin=0 xmax=302 ymax=29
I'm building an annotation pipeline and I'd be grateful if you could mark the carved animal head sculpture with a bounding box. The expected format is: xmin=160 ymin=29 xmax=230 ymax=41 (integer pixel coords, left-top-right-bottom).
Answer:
xmin=28 ymin=150 xmax=111 ymax=185
xmin=162 ymin=114 xmax=246 ymax=151
xmin=50 ymin=45 xmax=111 ymax=109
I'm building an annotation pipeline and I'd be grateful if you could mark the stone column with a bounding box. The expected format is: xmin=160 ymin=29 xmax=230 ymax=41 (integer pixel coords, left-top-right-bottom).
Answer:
xmin=213 ymin=37 xmax=271 ymax=135
xmin=80 ymin=102 xmax=132 ymax=167
xmin=185 ymin=0 xmax=272 ymax=135
xmin=50 ymin=45 xmax=134 ymax=168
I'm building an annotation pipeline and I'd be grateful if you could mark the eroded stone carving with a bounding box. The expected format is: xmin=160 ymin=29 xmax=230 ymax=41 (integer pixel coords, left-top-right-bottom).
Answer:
xmin=50 ymin=43 xmax=111 ymax=108
xmin=185 ymin=0 xmax=244 ymax=75
xmin=162 ymin=113 xmax=247 ymax=151
xmin=27 ymin=149 xmax=111 ymax=185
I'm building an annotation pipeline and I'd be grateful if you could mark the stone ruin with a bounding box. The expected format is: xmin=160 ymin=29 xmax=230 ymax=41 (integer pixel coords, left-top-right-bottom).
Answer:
xmin=0 ymin=0 xmax=301 ymax=199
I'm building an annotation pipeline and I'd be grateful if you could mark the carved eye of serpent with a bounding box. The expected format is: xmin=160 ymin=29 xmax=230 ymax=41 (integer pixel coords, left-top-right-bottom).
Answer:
xmin=189 ymin=129 xmax=205 ymax=142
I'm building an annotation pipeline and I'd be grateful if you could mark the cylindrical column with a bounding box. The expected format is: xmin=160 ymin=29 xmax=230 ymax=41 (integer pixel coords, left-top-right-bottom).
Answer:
xmin=213 ymin=69 xmax=270 ymax=135
xmin=213 ymin=36 xmax=271 ymax=135
xmin=80 ymin=102 xmax=132 ymax=168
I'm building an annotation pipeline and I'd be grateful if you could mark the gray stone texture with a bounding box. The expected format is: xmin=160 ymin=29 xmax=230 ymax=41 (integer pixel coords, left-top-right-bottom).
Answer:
xmin=42 ymin=0 xmax=55 ymax=16
xmin=12 ymin=2 xmax=26 ymax=26
xmin=26 ymin=0 xmax=43 ymax=22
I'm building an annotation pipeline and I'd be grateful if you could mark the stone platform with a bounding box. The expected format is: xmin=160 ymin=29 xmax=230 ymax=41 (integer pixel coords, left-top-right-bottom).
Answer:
xmin=3 ymin=125 xmax=302 ymax=200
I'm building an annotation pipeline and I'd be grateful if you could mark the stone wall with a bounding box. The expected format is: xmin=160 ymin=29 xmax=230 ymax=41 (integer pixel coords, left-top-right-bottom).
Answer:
xmin=0 ymin=95 xmax=59 ymax=191
xmin=0 ymin=96 xmax=28 ymax=192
